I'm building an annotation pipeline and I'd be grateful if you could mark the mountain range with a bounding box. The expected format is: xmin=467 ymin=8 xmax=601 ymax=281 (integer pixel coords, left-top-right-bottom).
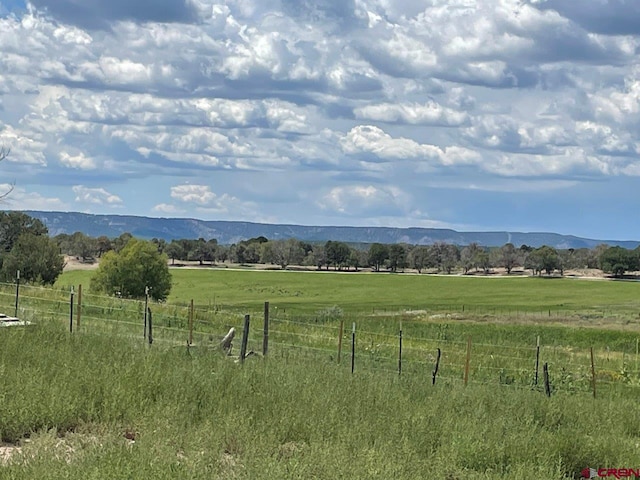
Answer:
xmin=22 ymin=210 xmax=640 ymax=249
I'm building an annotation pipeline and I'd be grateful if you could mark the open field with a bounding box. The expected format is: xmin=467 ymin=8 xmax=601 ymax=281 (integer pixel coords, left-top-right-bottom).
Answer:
xmin=57 ymin=267 xmax=640 ymax=317
xmin=1 ymin=269 xmax=640 ymax=476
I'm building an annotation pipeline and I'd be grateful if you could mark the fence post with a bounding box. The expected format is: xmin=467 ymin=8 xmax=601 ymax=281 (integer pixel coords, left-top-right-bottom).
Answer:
xmin=351 ymin=322 xmax=356 ymax=374
xmin=464 ymin=336 xmax=472 ymax=386
xmin=543 ymin=362 xmax=551 ymax=397
xmin=432 ymin=348 xmax=441 ymax=385
xmin=398 ymin=321 xmax=403 ymax=376
xmin=147 ymin=307 xmax=153 ymax=345
xmin=14 ymin=270 xmax=20 ymax=318
xmin=534 ymin=335 xmax=541 ymax=386
xmin=189 ymin=299 xmax=194 ymax=346
xmin=337 ymin=319 xmax=344 ymax=364
xmin=143 ymin=286 xmax=149 ymax=338
xmin=590 ymin=347 xmax=597 ymax=399
xmin=77 ymin=284 xmax=82 ymax=330
xmin=240 ymin=314 xmax=250 ymax=363
xmin=69 ymin=286 xmax=75 ymax=333
xmin=263 ymin=301 xmax=269 ymax=356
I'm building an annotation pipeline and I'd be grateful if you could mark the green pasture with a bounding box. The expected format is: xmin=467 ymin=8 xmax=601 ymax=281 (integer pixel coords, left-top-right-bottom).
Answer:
xmin=57 ymin=268 xmax=640 ymax=318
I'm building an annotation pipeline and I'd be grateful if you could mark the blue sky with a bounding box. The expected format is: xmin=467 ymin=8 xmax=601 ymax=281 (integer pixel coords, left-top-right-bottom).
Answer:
xmin=1 ymin=1 xmax=640 ymax=240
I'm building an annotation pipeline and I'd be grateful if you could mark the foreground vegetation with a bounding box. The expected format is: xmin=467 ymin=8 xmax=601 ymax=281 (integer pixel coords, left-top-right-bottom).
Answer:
xmin=1 ymin=323 xmax=639 ymax=479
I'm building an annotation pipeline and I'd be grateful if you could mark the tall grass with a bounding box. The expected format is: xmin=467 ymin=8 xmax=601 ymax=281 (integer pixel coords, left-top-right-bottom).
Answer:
xmin=1 ymin=323 xmax=639 ymax=478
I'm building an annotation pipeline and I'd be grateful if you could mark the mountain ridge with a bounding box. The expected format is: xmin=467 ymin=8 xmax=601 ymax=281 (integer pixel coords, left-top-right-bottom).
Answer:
xmin=20 ymin=210 xmax=640 ymax=249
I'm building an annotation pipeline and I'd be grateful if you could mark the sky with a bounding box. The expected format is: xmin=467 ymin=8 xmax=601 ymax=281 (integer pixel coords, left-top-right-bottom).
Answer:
xmin=0 ymin=0 xmax=640 ymax=240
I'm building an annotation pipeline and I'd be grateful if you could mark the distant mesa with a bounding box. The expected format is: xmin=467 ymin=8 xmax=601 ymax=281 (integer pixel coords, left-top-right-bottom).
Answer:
xmin=20 ymin=210 xmax=640 ymax=249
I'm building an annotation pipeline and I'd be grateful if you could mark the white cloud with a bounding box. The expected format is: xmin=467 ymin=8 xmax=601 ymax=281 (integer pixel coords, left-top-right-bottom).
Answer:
xmin=73 ymin=185 xmax=123 ymax=205
xmin=0 ymin=184 xmax=68 ymax=211
xmin=318 ymin=184 xmax=409 ymax=216
xmin=59 ymin=151 xmax=97 ymax=170
xmin=170 ymin=184 xmax=217 ymax=205
xmin=354 ymin=101 xmax=469 ymax=126
xmin=152 ymin=203 xmax=186 ymax=214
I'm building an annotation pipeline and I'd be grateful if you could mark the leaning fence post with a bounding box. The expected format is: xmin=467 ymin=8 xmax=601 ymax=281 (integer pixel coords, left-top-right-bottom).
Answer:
xmin=534 ymin=335 xmax=541 ymax=386
xmin=543 ymin=362 xmax=551 ymax=397
xmin=240 ymin=314 xmax=250 ymax=363
xmin=143 ymin=286 xmax=149 ymax=338
xmin=14 ymin=270 xmax=20 ymax=318
xmin=147 ymin=307 xmax=153 ymax=345
xmin=590 ymin=347 xmax=597 ymax=399
xmin=464 ymin=336 xmax=472 ymax=386
xmin=351 ymin=322 xmax=356 ymax=374
xmin=432 ymin=348 xmax=441 ymax=385
xmin=263 ymin=301 xmax=269 ymax=356
xmin=77 ymin=284 xmax=82 ymax=330
xmin=69 ymin=286 xmax=75 ymax=333
xmin=337 ymin=319 xmax=344 ymax=364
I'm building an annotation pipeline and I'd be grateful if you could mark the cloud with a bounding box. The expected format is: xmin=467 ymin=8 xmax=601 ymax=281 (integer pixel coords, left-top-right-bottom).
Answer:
xmin=529 ymin=0 xmax=640 ymax=35
xmin=170 ymin=184 xmax=216 ymax=205
xmin=318 ymin=184 xmax=410 ymax=217
xmin=59 ymin=151 xmax=97 ymax=170
xmin=152 ymin=203 xmax=185 ymax=214
xmin=354 ymin=101 xmax=469 ymax=126
xmin=72 ymin=185 xmax=123 ymax=205
xmin=29 ymin=0 xmax=199 ymax=30
xmin=0 ymin=184 xmax=68 ymax=210
xmin=170 ymin=183 xmax=258 ymax=216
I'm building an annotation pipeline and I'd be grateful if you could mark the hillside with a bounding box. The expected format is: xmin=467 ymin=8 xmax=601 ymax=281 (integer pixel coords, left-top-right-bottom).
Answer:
xmin=22 ymin=210 xmax=640 ymax=248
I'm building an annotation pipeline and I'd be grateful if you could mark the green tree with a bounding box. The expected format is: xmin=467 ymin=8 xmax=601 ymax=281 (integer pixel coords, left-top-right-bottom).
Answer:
xmin=388 ymin=244 xmax=407 ymax=272
xmin=0 ymin=211 xmax=48 ymax=252
xmin=526 ymin=246 xmax=560 ymax=276
xmin=325 ymin=241 xmax=350 ymax=270
xmin=600 ymin=246 xmax=637 ymax=278
xmin=498 ymin=243 xmax=519 ymax=274
xmin=408 ymin=246 xmax=430 ymax=273
xmin=92 ymin=239 xmax=171 ymax=300
xmin=1 ymin=233 xmax=64 ymax=285
xmin=165 ymin=241 xmax=184 ymax=265
xmin=368 ymin=243 xmax=389 ymax=272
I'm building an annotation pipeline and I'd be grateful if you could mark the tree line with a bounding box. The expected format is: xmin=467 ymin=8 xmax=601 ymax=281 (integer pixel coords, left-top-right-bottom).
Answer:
xmin=55 ymin=228 xmax=640 ymax=278
xmin=3 ymin=211 xmax=639 ymax=303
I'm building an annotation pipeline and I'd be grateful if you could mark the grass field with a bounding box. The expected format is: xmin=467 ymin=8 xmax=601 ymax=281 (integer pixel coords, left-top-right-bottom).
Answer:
xmin=57 ymin=267 xmax=640 ymax=318
xmin=1 ymin=324 xmax=640 ymax=479
xmin=2 ymin=268 xmax=640 ymax=476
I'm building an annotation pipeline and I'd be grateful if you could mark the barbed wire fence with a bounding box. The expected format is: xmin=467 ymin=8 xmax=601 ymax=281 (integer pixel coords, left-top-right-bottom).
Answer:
xmin=1 ymin=280 xmax=639 ymax=398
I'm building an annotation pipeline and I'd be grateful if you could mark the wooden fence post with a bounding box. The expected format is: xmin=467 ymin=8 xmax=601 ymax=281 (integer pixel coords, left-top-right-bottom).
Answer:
xmin=351 ymin=322 xmax=356 ymax=374
xmin=590 ymin=347 xmax=597 ymax=399
xmin=147 ymin=307 xmax=153 ymax=345
xmin=464 ymin=336 xmax=472 ymax=386
xmin=337 ymin=319 xmax=344 ymax=364
xmin=534 ymin=335 xmax=540 ymax=386
xmin=432 ymin=348 xmax=441 ymax=385
xmin=189 ymin=299 xmax=194 ymax=346
xmin=69 ymin=286 xmax=74 ymax=333
xmin=77 ymin=284 xmax=82 ymax=329
xmin=14 ymin=270 xmax=20 ymax=318
xmin=143 ymin=286 xmax=149 ymax=338
xmin=263 ymin=302 xmax=269 ymax=356
xmin=240 ymin=314 xmax=250 ymax=363
xmin=543 ymin=362 xmax=551 ymax=397
xmin=398 ymin=321 xmax=403 ymax=376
